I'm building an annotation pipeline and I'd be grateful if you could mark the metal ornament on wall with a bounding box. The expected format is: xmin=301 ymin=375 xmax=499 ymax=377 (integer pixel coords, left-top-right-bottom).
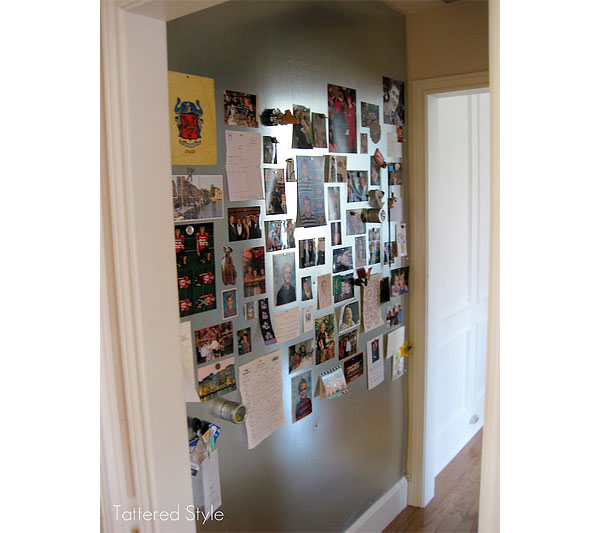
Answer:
xmin=260 ymin=108 xmax=299 ymax=126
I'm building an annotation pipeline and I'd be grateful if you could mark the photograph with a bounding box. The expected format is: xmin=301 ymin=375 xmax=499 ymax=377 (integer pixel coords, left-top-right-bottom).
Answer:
xmin=397 ymin=223 xmax=407 ymax=257
xmin=391 ymin=267 xmax=409 ymax=296
xmin=286 ymin=157 xmax=296 ymax=182
xmin=237 ymin=328 xmax=252 ymax=355
xmin=265 ymin=219 xmax=295 ymax=251
xmin=292 ymin=104 xmax=313 ymax=149
xmin=382 ymin=77 xmax=405 ymax=128
xmin=331 ymin=221 xmax=342 ymax=246
xmin=224 ymin=89 xmax=258 ymax=127
xmin=360 ymin=133 xmax=368 ymax=154
xmin=336 ymin=300 xmax=359 ymax=333
xmin=333 ymin=273 xmax=354 ymax=304
xmin=222 ymin=288 xmax=238 ymax=319
xmin=336 ymin=156 xmax=348 ymax=183
xmin=369 ymin=336 xmax=382 ymax=364
xmin=343 ymin=353 xmax=364 ymax=384
xmin=361 ymin=101 xmax=380 ymax=128
xmin=317 ymin=238 xmax=326 ymax=265
xmin=347 ymin=171 xmax=368 ymax=202
xmin=197 ymin=357 xmax=236 ymax=403
xmin=221 ymin=246 xmax=237 ymax=286
xmin=264 ymin=168 xmax=287 ymax=215
xmin=324 ymin=155 xmax=337 ymax=183
xmin=289 ymin=339 xmax=314 ymax=374
xmin=292 ymin=370 xmax=313 ymax=423
xmin=263 ymin=135 xmax=277 ymax=164
xmin=385 ymin=304 xmax=403 ymax=327
xmin=296 ymin=155 xmax=326 ymax=228
xmin=380 ymin=276 xmax=390 ymax=303
xmin=228 ymin=206 xmax=262 ymax=241
xmin=315 ymin=313 xmax=336 ymax=365
xmin=301 ymin=276 xmax=313 ymax=301
xmin=243 ymin=301 xmax=255 ymax=320
xmin=328 ymin=187 xmax=341 ymax=221
xmin=299 ymin=238 xmax=317 ymax=268
xmin=273 ymin=252 xmax=297 ymax=306
xmin=311 ymin=112 xmax=327 ymax=148
xmin=175 ymin=223 xmax=217 ymax=318
xmin=242 ymin=246 xmax=266 ymax=297
xmin=195 ymin=321 xmax=234 ymax=365
xmin=355 ymin=236 xmax=367 ymax=267
xmin=317 ymin=273 xmax=333 ymax=310
xmin=332 ymin=246 xmax=353 ymax=273
xmin=339 ymin=329 xmax=359 ymax=361
xmin=370 ymin=156 xmax=381 ymax=187
xmin=327 ymin=83 xmax=357 ymax=153
xmin=368 ymin=227 xmax=381 ymax=265
xmin=346 ymin=210 xmax=366 ymax=236
xmin=388 ymin=162 xmax=402 ymax=186
xmin=172 ymin=174 xmax=224 ymax=222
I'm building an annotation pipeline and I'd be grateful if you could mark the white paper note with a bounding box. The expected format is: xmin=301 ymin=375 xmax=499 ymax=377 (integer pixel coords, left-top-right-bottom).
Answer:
xmin=387 ymin=132 xmax=402 ymax=158
xmin=239 ymin=351 xmax=286 ymax=449
xmin=180 ymin=321 xmax=195 ymax=380
xmin=273 ymin=307 xmax=300 ymax=343
xmin=386 ymin=325 xmax=405 ymax=359
xmin=366 ymin=335 xmax=385 ymax=390
xmin=225 ymin=130 xmax=264 ymax=201
xmin=201 ymin=449 xmax=222 ymax=511
xmin=303 ymin=306 xmax=314 ymax=333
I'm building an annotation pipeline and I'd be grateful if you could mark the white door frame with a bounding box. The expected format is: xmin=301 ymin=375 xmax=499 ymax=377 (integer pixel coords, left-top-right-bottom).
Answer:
xmin=406 ymin=71 xmax=491 ymax=508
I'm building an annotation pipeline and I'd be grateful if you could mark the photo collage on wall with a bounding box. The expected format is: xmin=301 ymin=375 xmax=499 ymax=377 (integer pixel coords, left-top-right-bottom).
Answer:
xmin=169 ymin=68 xmax=408 ymax=418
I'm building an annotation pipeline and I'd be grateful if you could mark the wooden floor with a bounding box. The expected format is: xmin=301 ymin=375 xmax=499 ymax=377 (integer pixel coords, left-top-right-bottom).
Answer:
xmin=384 ymin=429 xmax=483 ymax=533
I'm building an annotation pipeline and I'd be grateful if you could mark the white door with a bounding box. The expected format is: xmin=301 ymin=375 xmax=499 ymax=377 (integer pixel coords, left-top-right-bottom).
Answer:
xmin=427 ymin=90 xmax=490 ymax=477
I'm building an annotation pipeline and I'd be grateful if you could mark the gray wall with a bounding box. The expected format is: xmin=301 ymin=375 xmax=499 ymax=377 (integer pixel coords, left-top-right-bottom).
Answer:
xmin=168 ymin=2 xmax=409 ymax=531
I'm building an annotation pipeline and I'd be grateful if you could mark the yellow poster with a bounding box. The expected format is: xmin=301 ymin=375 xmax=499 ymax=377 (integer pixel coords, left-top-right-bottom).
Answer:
xmin=168 ymin=71 xmax=217 ymax=166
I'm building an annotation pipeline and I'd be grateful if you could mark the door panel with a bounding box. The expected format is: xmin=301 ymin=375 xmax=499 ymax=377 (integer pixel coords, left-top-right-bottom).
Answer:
xmin=428 ymin=90 xmax=490 ymax=478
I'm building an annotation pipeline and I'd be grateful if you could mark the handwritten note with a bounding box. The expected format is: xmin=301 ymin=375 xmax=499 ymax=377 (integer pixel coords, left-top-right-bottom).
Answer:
xmin=225 ymin=131 xmax=263 ymax=201
xmin=362 ymin=273 xmax=384 ymax=332
xmin=239 ymin=351 xmax=285 ymax=449
xmin=274 ymin=307 xmax=300 ymax=343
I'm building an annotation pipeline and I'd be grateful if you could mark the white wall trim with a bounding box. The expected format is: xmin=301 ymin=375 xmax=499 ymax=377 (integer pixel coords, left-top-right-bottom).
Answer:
xmin=345 ymin=477 xmax=408 ymax=533
xmin=101 ymin=2 xmax=195 ymax=531
xmin=407 ymin=71 xmax=489 ymax=508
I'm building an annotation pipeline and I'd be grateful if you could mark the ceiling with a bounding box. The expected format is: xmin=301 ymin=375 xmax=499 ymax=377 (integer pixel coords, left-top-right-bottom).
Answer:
xmin=128 ymin=0 xmax=465 ymax=22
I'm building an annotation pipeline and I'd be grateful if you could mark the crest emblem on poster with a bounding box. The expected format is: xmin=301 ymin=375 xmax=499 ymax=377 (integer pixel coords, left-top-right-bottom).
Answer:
xmin=174 ymin=98 xmax=204 ymax=147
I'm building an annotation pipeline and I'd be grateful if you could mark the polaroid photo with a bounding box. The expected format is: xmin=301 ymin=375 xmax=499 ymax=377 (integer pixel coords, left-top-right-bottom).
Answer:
xmin=332 ymin=246 xmax=353 ymax=273
xmin=339 ymin=329 xmax=359 ymax=361
xmin=301 ymin=276 xmax=313 ymax=301
xmin=331 ymin=221 xmax=342 ymax=246
xmin=237 ymin=328 xmax=252 ymax=356
xmin=328 ymin=186 xmax=341 ymax=221
xmin=333 ymin=273 xmax=354 ymax=304
xmin=172 ymin=174 xmax=224 ymax=222
xmin=273 ymin=252 xmax=297 ymax=307
xmin=242 ymin=246 xmax=266 ymax=297
xmin=195 ymin=321 xmax=234 ymax=365
xmin=197 ymin=357 xmax=236 ymax=402
xmin=327 ymin=84 xmax=357 ymax=153
xmin=222 ymin=288 xmax=238 ymax=320
xmin=336 ymin=300 xmax=359 ymax=333
xmin=292 ymin=370 xmax=313 ymax=422
xmin=228 ymin=206 xmax=262 ymax=242
xmin=315 ymin=313 xmax=336 ymax=365
xmin=289 ymin=339 xmax=314 ymax=374
xmin=317 ymin=273 xmax=333 ymax=310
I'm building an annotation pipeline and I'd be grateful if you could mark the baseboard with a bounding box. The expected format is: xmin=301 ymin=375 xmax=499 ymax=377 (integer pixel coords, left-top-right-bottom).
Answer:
xmin=345 ymin=477 xmax=408 ymax=533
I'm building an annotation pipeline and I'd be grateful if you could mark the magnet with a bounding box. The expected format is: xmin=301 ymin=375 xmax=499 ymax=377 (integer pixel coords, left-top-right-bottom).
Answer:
xmin=361 ymin=208 xmax=386 ymax=223
xmin=368 ymin=189 xmax=385 ymax=208
xmin=374 ymin=148 xmax=386 ymax=168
